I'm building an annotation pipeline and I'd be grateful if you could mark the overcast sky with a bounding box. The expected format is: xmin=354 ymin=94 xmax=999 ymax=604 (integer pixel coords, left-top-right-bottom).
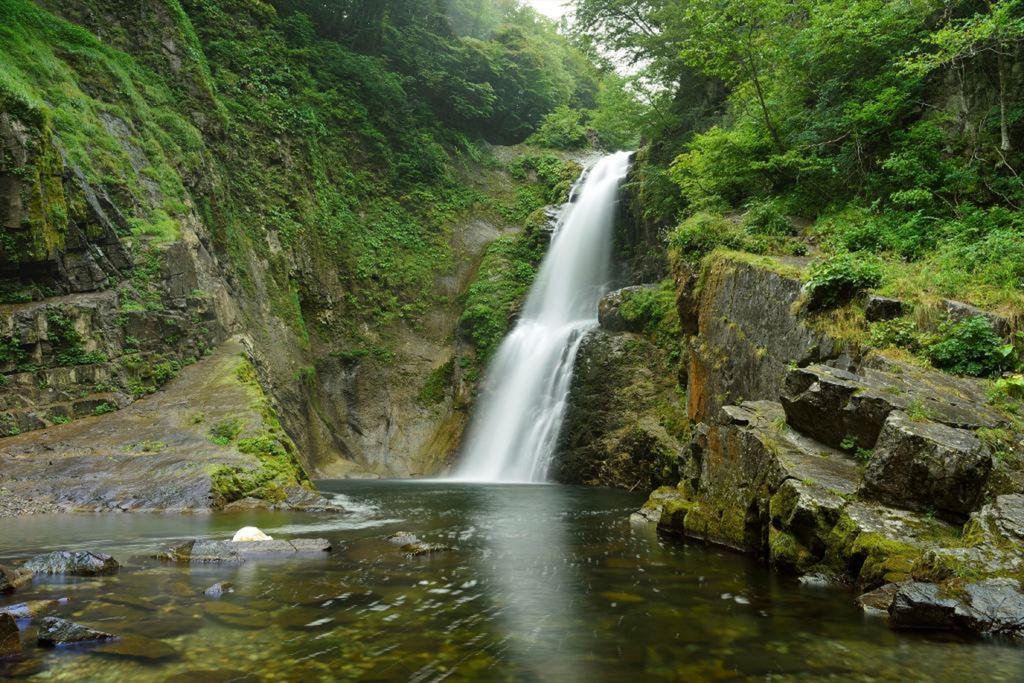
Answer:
xmin=526 ymin=0 xmax=570 ymax=20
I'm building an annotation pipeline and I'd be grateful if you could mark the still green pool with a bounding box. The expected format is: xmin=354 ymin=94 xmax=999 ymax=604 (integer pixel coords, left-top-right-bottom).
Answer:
xmin=1 ymin=481 xmax=1021 ymax=681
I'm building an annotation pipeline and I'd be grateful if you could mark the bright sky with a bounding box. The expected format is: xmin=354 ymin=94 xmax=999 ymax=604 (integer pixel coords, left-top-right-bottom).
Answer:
xmin=526 ymin=0 xmax=570 ymax=20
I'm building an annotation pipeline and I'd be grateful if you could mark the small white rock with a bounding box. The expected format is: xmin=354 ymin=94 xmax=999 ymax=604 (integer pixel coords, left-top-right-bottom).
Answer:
xmin=231 ymin=526 xmax=272 ymax=542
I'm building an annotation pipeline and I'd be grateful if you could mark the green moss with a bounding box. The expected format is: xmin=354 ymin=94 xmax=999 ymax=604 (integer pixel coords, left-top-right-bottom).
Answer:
xmin=417 ymin=358 xmax=454 ymax=407
xmin=768 ymin=528 xmax=815 ymax=572
xmin=458 ymin=207 xmax=549 ymax=362
xmin=208 ymin=417 xmax=244 ymax=445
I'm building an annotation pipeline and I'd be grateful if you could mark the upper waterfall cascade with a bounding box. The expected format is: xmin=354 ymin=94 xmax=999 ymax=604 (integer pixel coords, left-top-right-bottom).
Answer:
xmin=452 ymin=151 xmax=633 ymax=482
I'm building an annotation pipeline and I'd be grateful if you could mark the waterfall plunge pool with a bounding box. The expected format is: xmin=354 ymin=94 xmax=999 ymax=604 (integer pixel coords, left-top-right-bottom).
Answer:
xmin=1 ymin=480 xmax=1022 ymax=681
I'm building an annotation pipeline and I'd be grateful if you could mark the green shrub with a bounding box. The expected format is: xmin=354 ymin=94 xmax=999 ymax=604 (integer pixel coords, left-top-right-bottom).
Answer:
xmin=805 ymin=253 xmax=884 ymax=309
xmin=527 ymin=106 xmax=588 ymax=150
xmin=869 ymin=318 xmax=922 ymax=352
xmin=743 ymin=200 xmax=795 ymax=236
xmin=668 ymin=212 xmax=747 ymax=261
xmin=924 ymin=316 xmax=1015 ymax=378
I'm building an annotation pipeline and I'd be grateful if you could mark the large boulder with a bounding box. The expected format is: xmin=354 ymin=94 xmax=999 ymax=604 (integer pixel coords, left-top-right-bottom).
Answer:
xmin=0 ymin=613 xmax=19 ymax=659
xmin=781 ymin=360 xmax=1005 ymax=450
xmin=0 ymin=565 xmax=32 ymax=593
xmin=23 ymin=550 xmax=118 ymax=576
xmin=597 ymin=285 xmax=657 ymax=333
xmin=889 ymin=579 xmax=1024 ymax=638
xmin=554 ymin=329 xmax=685 ymax=491
xmin=864 ymin=295 xmax=905 ymax=322
xmin=37 ymin=617 xmax=116 ymax=646
xmin=861 ymin=411 xmax=992 ymax=518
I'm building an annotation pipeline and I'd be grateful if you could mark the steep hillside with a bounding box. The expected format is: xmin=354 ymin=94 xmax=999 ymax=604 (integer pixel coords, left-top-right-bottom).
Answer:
xmin=0 ymin=0 xmax=604 ymax=491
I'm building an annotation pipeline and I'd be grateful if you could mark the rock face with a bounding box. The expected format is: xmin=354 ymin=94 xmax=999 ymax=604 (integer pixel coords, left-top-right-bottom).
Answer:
xmin=37 ymin=617 xmax=116 ymax=646
xmin=683 ymin=255 xmax=850 ymax=423
xmin=158 ymin=538 xmax=331 ymax=563
xmin=0 ymin=613 xmax=19 ymax=659
xmin=24 ymin=550 xmax=118 ymax=576
xmin=632 ymin=251 xmax=1024 ymax=640
xmin=862 ymin=412 xmax=992 ymax=518
xmin=0 ymin=340 xmax=312 ymax=516
xmin=554 ymin=328 xmax=685 ymax=491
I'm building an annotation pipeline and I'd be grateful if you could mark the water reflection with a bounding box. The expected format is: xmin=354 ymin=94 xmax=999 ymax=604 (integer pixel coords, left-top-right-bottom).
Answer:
xmin=0 ymin=481 xmax=1021 ymax=681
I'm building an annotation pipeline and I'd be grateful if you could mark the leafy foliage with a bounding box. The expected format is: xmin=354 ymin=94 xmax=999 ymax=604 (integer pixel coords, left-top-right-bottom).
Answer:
xmin=805 ymin=253 xmax=884 ymax=310
xmin=925 ymin=316 xmax=1017 ymax=377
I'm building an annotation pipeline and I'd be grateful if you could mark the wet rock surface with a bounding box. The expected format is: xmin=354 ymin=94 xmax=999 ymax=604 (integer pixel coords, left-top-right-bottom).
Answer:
xmin=554 ymin=328 xmax=685 ymax=492
xmin=158 ymin=538 xmax=331 ymax=563
xmin=0 ymin=565 xmax=32 ymax=593
xmin=862 ymin=411 xmax=992 ymax=518
xmin=0 ymin=613 xmax=19 ymax=659
xmin=780 ymin=361 xmax=1004 ymax=450
xmin=632 ymin=252 xmax=1024 ymax=640
xmin=37 ymin=617 xmax=115 ymax=646
xmin=0 ymin=341 xmax=312 ymax=516
xmin=24 ymin=551 xmax=118 ymax=576
xmin=889 ymin=579 xmax=1024 ymax=637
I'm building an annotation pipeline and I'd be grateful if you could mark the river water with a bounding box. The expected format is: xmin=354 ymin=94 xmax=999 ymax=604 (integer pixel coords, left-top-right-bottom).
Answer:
xmin=1 ymin=481 xmax=1021 ymax=681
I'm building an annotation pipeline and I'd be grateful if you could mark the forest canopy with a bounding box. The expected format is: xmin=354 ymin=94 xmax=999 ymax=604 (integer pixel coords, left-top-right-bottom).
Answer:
xmin=574 ymin=0 xmax=1024 ymax=318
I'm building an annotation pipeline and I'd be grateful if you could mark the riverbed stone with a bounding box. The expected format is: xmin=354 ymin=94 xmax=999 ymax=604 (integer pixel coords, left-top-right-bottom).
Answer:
xmin=0 ymin=614 xmax=20 ymax=659
xmin=93 ymin=635 xmax=179 ymax=662
xmin=203 ymin=581 xmax=234 ymax=598
xmin=0 ymin=599 xmax=66 ymax=621
xmin=37 ymin=617 xmax=116 ymax=646
xmin=159 ymin=538 xmax=331 ymax=563
xmin=0 ymin=565 xmax=32 ymax=593
xmin=401 ymin=541 xmax=454 ymax=557
xmin=856 ymin=583 xmax=900 ymax=616
xmin=861 ymin=411 xmax=992 ymax=518
xmin=23 ymin=551 xmax=118 ymax=576
xmin=231 ymin=526 xmax=272 ymax=542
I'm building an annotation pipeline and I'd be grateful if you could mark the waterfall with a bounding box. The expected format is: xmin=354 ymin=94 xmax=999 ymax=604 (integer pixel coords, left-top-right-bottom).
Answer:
xmin=453 ymin=151 xmax=632 ymax=482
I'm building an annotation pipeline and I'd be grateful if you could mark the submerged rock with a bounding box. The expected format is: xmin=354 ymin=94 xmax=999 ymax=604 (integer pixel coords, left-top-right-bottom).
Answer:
xmin=386 ymin=532 xmax=422 ymax=546
xmin=93 ymin=635 xmax=178 ymax=662
xmin=0 ymin=599 xmax=67 ymax=621
xmin=158 ymin=538 xmax=330 ymax=563
xmin=861 ymin=411 xmax=992 ymax=518
xmin=23 ymin=551 xmax=118 ymax=576
xmin=0 ymin=613 xmax=20 ymax=659
xmin=37 ymin=617 xmax=116 ymax=646
xmin=231 ymin=526 xmax=272 ymax=542
xmin=0 ymin=565 xmax=33 ymax=593
xmin=203 ymin=582 xmax=234 ymax=598
xmin=402 ymin=542 xmax=454 ymax=557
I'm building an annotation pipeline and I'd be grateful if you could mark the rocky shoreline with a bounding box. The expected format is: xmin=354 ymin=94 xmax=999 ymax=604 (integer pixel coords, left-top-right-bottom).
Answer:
xmin=585 ymin=252 xmax=1024 ymax=640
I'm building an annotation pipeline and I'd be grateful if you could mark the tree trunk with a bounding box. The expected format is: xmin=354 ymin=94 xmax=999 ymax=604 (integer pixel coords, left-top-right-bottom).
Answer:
xmin=997 ymin=50 xmax=1012 ymax=152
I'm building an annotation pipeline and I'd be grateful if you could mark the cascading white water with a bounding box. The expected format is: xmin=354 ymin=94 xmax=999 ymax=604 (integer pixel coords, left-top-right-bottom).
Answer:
xmin=453 ymin=151 xmax=632 ymax=482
